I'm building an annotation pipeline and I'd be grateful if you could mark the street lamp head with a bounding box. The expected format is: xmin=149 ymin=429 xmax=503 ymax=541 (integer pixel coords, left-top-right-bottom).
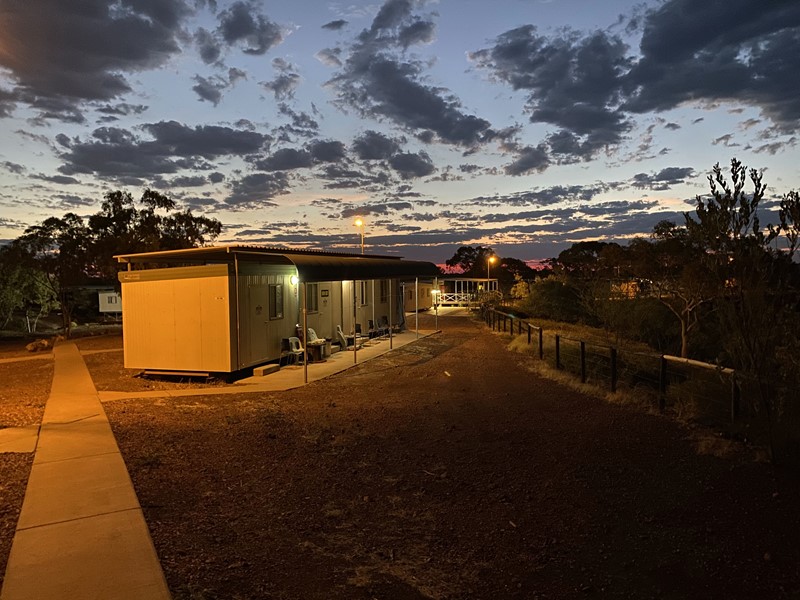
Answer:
xmin=488 ymin=256 xmax=496 ymax=265
xmin=354 ymin=218 xmax=363 ymax=228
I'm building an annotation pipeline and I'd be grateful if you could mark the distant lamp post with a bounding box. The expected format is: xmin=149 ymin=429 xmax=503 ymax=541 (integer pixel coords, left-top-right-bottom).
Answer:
xmin=354 ymin=218 xmax=365 ymax=254
xmin=487 ymin=255 xmax=497 ymax=293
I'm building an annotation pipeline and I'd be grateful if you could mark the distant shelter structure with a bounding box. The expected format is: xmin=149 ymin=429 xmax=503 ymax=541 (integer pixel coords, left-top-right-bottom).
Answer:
xmin=436 ymin=277 xmax=498 ymax=307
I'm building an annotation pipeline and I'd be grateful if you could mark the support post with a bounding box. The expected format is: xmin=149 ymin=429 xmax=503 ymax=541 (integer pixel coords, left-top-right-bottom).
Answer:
xmin=731 ymin=373 xmax=740 ymax=423
xmin=302 ymin=281 xmax=308 ymax=384
xmin=353 ymin=280 xmax=357 ymax=364
xmin=610 ymin=347 xmax=618 ymax=392
xmin=538 ymin=328 xmax=543 ymax=360
xmin=555 ymin=334 xmax=561 ymax=369
xmin=580 ymin=341 xmax=586 ymax=383
xmin=659 ymin=356 xmax=667 ymax=412
xmin=388 ymin=279 xmax=393 ymax=349
xmin=527 ymin=323 xmax=531 ymax=345
xmin=415 ymin=277 xmax=419 ymax=339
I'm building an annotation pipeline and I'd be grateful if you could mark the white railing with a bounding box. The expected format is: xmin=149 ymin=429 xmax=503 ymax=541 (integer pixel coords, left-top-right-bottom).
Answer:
xmin=438 ymin=292 xmax=475 ymax=306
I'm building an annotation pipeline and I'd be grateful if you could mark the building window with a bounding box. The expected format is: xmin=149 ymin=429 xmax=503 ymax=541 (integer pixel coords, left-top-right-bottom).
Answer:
xmin=305 ymin=283 xmax=319 ymax=312
xmin=380 ymin=280 xmax=389 ymax=303
xmin=269 ymin=284 xmax=283 ymax=319
xmin=359 ymin=281 xmax=368 ymax=306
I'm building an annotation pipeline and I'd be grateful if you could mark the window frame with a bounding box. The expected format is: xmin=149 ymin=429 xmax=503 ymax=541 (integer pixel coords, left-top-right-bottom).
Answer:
xmin=269 ymin=283 xmax=284 ymax=320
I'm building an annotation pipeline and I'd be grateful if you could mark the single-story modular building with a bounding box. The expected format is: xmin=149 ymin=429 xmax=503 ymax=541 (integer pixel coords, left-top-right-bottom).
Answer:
xmin=115 ymin=246 xmax=440 ymax=374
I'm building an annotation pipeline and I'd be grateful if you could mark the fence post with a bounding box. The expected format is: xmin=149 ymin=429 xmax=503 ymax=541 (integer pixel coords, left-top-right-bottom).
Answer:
xmin=518 ymin=320 xmax=522 ymax=336
xmin=580 ymin=341 xmax=586 ymax=383
xmin=527 ymin=323 xmax=531 ymax=345
xmin=538 ymin=328 xmax=543 ymax=360
xmin=610 ymin=347 xmax=617 ymax=392
xmin=731 ymin=373 xmax=740 ymax=423
xmin=658 ymin=356 xmax=667 ymax=412
xmin=510 ymin=316 xmax=514 ymax=337
xmin=555 ymin=335 xmax=561 ymax=369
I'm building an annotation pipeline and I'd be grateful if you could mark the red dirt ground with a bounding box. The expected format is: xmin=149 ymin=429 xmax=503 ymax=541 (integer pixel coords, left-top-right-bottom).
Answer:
xmin=102 ymin=314 xmax=800 ymax=599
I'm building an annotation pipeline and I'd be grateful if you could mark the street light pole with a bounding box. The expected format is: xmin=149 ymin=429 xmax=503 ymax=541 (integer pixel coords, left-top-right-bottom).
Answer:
xmin=487 ymin=255 xmax=496 ymax=294
xmin=354 ymin=218 xmax=365 ymax=254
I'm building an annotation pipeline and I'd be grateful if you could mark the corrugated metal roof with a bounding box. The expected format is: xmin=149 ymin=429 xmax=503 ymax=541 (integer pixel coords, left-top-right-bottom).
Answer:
xmin=114 ymin=246 xmax=440 ymax=282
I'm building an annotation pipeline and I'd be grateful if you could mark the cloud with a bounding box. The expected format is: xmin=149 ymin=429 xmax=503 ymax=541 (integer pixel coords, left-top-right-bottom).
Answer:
xmin=339 ymin=200 xmax=413 ymax=218
xmin=624 ymin=0 xmax=800 ymax=130
xmin=1 ymin=161 xmax=25 ymax=174
xmin=505 ymin=144 xmax=550 ymax=176
xmin=327 ymin=0 xmax=494 ymax=148
xmin=217 ymin=1 xmax=284 ymax=55
xmin=192 ymin=75 xmax=227 ymax=105
xmin=309 ymin=140 xmax=347 ymax=163
xmin=57 ymin=121 xmax=268 ymax=180
xmin=273 ymin=104 xmax=319 ymax=140
xmin=319 ymin=164 xmax=392 ymax=190
xmin=470 ymin=26 xmax=632 ymax=160
xmin=0 ymin=0 xmax=189 ymax=121
xmin=389 ymin=151 xmax=435 ymax=179
xmin=315 ymin=48 xmax=343 ymax=68
xmin=631 ymin=166 xmax=695 ymax=190
xmin=322 ymin=19 xmax=348 ymax=31
xmin=352 ymin=130 xmax=402 ymax=160
xmin=261 ymin=58 xmax=301 ymax=100
xmin=398 ymin=19 xmax=436 ymax=49
xmin=255 ymin=148 xmax=313 ymax=171
xmin=467 ymin=184 xmax=609 ymax=207
xmin=194 ymin=27 xmax=223 ymax=64
xmin=225 ymin=172 xmax=290 ymax=208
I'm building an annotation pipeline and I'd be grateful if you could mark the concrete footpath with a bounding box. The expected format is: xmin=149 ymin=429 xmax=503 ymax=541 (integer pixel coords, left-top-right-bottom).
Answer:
xmin=0 ymin=343 xmax=170 ymax=600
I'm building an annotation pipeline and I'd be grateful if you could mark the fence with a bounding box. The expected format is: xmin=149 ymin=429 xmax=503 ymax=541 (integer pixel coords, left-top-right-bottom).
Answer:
xmin=485 ymin=308 xmax=743 ymax=427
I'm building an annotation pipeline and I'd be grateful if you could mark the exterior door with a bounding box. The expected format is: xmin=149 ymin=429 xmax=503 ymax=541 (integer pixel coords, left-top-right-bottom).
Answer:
xmin=247 ymin=284 xmax=270 ymax=364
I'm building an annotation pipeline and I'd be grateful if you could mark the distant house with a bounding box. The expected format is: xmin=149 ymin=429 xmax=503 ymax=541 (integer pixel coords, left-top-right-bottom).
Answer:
xmin=115 ymin=246 xmax=440 ymax=374
xmin=98 ymin=291 xmax=122 ymax=314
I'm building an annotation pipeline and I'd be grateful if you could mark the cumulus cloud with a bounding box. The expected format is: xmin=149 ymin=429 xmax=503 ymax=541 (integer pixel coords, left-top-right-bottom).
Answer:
xmin=352 ymin=130 xmax=403 ymax=160
xmin=218 ymin=1 xmax=284 ymax=55
xmin=389 ymin=151 xmax=435 ymax=179
xmin=0 ymin=0 xmax=189 ymax=121
xmin=631 ymin=166 xmax=696 ymax=190
xmin=57 ymin=121 xmax=268 ymax=180
xmin=470 ymin=26 xmax=631 ymax=160
xmin=326 ymin=0 xmax=494 ymax=148
xmin=504 ymin=144 xmax=550 ymax=176
xmin=225 ymin=172 xmax=290 ymax=208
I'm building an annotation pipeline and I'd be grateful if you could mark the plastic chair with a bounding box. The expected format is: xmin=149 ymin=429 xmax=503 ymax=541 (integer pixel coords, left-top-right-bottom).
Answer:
xmin=336 ymin=325 xmax=352 ymax=349
xmin=307 ymin=328 xmax=320 ymax=343
xmin=287 ymin=336 xmax=304 ymax=365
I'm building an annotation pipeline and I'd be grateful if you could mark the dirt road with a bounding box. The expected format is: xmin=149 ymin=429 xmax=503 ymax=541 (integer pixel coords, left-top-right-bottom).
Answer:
xmin=105 ymin=314 xmax=800 ymax=599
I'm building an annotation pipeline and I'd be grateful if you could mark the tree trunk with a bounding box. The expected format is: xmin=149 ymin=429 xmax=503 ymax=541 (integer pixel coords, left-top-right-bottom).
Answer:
xmin=680 ymin=317 xmax=689 ymax=358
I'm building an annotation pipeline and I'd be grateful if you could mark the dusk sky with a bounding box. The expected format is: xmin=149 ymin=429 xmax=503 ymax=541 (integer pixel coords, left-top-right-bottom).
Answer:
xmin=0 ymin=0 xmax=798 ymax=263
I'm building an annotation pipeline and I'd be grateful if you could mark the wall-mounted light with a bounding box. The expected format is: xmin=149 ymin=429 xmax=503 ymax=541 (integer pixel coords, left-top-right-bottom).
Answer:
xmin=290 ymin=275 xmax=299 ymax=285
